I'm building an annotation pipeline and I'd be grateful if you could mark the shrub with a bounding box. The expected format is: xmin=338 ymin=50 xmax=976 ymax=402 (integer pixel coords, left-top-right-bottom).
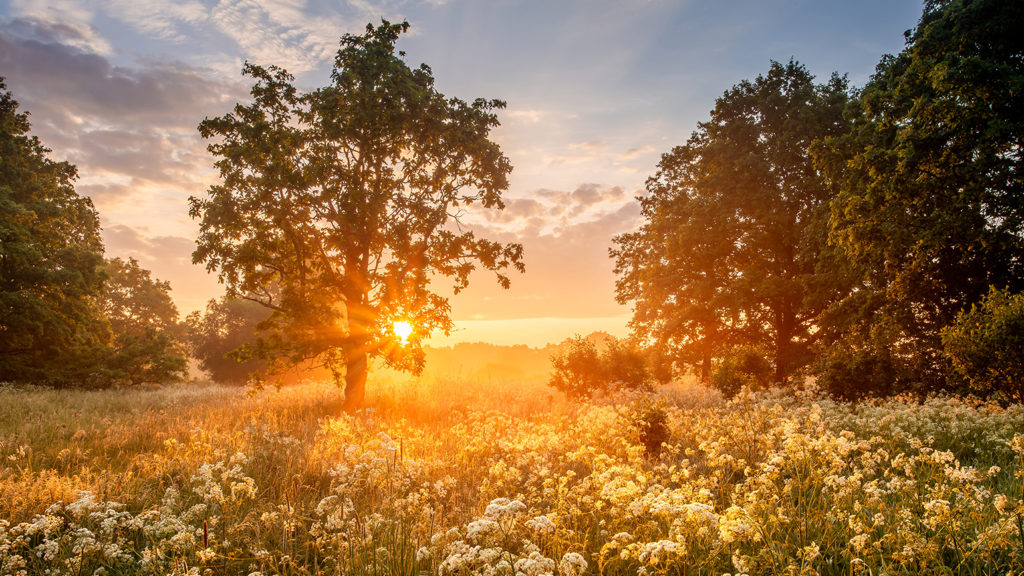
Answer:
xmin=813 ymin=344 xmax=903 ymax=401
xmin=548 ymin=335 xmax=654 ymax=399
xmin=604 ymin=338 xmax=650 ymax=391
xmin=709 ymin=347 xmax=772 ymax=398
xmin=942 ymin=287 xmax=1024 ymax=401
xmin=186 ymin=297 xmax=270 ymax=385
xmin=549 ymin=336 xmax=605 ymax=399
xmin=629 ymin=398 xmax=670 ymax=457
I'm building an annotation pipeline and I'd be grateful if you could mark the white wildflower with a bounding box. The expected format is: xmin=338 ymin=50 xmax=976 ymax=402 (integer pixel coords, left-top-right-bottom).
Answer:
xmin=558 ymin=552 xmax=587 ymax=576
xmin=525 ymin=515 xmax=556 ymax=535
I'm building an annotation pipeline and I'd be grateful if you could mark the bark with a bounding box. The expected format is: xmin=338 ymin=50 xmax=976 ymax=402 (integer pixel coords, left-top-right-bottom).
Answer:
xmin=342 ymin=351 xmax=368 ymax=412
xmin=773 ymin=306 xmax=795 ymax=385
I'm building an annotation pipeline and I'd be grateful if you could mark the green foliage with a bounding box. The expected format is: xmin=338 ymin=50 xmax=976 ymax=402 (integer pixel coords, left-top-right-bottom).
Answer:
xmin=549 ymin=335 xmax=654 ymax=399
xmin=0 ymin=81 xmax=186 ymax=388
xmin=628 ymin=397 xmax=670 ymax=457
xmin=186 ymin=296 xmax=271 ymax=385
xmin=98 ymin=257 xmax=187 ymax=386
xmin=0 ymin=78 xmax=107 ymax=386
xmin=709 ymin=346 xmax=772 ymax=398
xmin=813 ymin=342 xmax=902 ymax=401
xmin=191 ymin=21 xmax=523 ymax=410
xmin=612 ymin=61 xmax=851 ymax=386
xmin=813 ymin=0 xmax=1024 ymax=391
xmin=942 ymin=287 xmax=1024 ymax=401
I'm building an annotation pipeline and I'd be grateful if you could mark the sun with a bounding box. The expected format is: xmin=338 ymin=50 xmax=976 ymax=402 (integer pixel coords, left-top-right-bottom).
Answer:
xmin=392 ymin=320 xmax=414 ymax=344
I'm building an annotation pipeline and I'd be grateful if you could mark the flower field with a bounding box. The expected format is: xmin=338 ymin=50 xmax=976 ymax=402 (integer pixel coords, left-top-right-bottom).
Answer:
xmin=1 ymin=376 xmax=1022 ymax=576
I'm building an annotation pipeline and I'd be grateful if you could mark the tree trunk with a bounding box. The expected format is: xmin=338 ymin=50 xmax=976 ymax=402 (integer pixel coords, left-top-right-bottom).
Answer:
xmin=342 ymin=351 xmax=367 ymax=412
xmin=773 ymin=308 xmax=794 ymax=386
xmin=700 ymin=354 xmax=711 ymax=383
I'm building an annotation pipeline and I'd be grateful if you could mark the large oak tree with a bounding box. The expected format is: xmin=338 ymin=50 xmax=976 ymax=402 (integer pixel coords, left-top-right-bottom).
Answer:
xmin=191 ymin=22 xmax=523 ymax=410
xmin=613 ymin=61 xmax=851 ymax=384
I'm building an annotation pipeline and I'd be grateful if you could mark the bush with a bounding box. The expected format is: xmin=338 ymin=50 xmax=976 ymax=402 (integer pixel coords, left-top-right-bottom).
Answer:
xmin=186 ymin=297 xmax=271 ymax=385
xmin=549 ymin=337 xmax=605 ymax=399
xmin=710 ymin=347 xmax=772 ymax=398
xmin=549 ymin=335 xmax=654 ymax=399
xmin=604 ymin=338 xmax=651 ymax=390
xmin=812 ymin=342 xmax=904 ymax=401
xmin=629 ymin=398 xmax=670 ymax=457
xmin=942 ymin=287 xmax=1024 ymax=401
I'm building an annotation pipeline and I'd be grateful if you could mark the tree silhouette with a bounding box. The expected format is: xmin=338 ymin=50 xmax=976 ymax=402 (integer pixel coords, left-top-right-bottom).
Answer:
xmin=191 ymin=22 xmax=523 ymax=409
xmin=613 ymin=62 xmax=851 ymax=384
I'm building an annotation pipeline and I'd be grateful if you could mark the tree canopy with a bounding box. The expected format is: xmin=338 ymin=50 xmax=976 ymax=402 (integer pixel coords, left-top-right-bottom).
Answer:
xmin=812 ymin=0 xmax=1024 ymax=394
xmin=191 ymin=21 xmax=524 ymax=409
xmin=186 ymin=295 xmax=272 ymax=385
xmin=98 ymin=257 xmax=187 ymax=386
xmin=612 ymin=61 xmax=851 ymax=385
xmin=0 ymin=78 xmax=107 ymax=385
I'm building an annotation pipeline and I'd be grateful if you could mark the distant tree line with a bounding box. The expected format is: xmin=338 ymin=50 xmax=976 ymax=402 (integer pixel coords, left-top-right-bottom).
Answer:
xmin=613 ymin=0 xmax=1024 ymax=401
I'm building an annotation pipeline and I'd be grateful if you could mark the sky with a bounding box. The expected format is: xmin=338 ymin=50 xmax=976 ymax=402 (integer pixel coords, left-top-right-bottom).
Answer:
xmin=0 ymin=0 xmax=925 ymax=347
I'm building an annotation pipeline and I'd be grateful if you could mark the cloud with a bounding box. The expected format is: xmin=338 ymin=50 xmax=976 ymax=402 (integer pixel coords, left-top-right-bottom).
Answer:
xmin=444 ymin=200 xmax=644 ymax=321
xmin=503 ymin=108 xmax=545 ymax=124
xmin=206 ymin=0 xmax=345 ymax=74
xmin=478 ymin=183 xmax=632 ymax=237
xmin=6 ymin=0 xmax=377 ymax=75
xmin=97 ymin=0 xmax=207 ymax=42
xmin=617 ymin=145 xmax=655 ymax=162
xmin=540 ymin=137 xmax=659 ymax=171
xmin=0 ymin=13 xmax=111 ymax=54
xmin=0 ymin=19 xmax=240 ymax=128
xmin=103 ymin=225 xmax=221 ymax=314
xmin=0 ymin=18 xmax=239 ymax=211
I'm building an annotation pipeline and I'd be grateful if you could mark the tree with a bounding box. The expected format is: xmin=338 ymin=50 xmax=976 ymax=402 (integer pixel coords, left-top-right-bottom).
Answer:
xmin=191 ymin=22 xmax=523 ymax=410
xmin=0 ymin=78 xmax=108 ymax=385
xmin=186 ymin=295 xmax=271 ymax=385
xmin=813 ymin=0 xmax=1024 ymax=391
xmin=612 ymin=61 xmax=851 ymax=385
xmin=941 ymin=287 xmax=1024 ymax=401
xmin=98 ymin=257 xmax=187 ymax=386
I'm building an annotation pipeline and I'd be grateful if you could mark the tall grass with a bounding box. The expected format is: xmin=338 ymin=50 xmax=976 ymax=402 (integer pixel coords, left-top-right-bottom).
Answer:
xmin=0 ymin=376 xmax=1021 ymax=575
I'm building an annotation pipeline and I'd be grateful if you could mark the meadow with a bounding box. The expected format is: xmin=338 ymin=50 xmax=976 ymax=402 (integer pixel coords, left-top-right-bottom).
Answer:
xmin=1 ymin=372 xmax=1022 ymax=576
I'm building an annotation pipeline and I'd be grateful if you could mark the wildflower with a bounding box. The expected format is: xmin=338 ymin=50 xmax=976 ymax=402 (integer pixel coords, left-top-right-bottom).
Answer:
xmin=731 ymin=552 xmax=751 ymax=573
xmin=849 ymin=534 xmax=870 ymax=554
xmin=525 ymin=515 xmax=556 ymax=535
xmin=558 ymin=552 xmax=587 ymax=576
xmin=197 ymin=548 xmax=217 ymax=563
xmin=484 ymin=498 xmax=527 ymax=519
xmin=416 ymin=547 xmax=431 ymax=562
xmin=513 ymin=551 xmax=555 ymax=576
xmin=801 ymin=542 xmax=820 ymax=563
xmin=466 ymin=519 xmax=500 ymax=542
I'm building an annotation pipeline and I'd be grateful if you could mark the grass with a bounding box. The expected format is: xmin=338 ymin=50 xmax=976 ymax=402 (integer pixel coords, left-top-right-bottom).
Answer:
xmin=0 ymin=374 xmax=1022 ymax=575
